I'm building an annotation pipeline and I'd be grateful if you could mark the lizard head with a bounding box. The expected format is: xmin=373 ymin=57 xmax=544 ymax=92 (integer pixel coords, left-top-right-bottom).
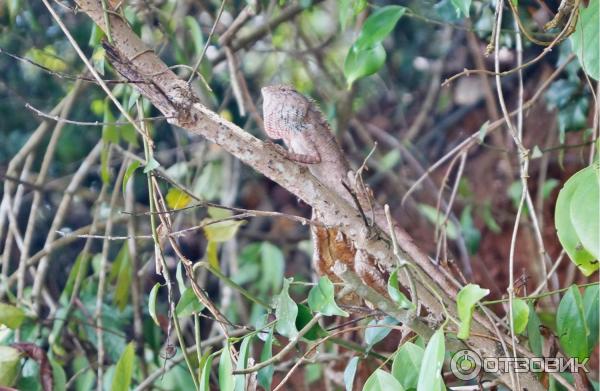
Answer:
xmin=261 ymin=84 xmax=297 ymax=102
xmin=261 ymin=85 xmax=309 ymax=140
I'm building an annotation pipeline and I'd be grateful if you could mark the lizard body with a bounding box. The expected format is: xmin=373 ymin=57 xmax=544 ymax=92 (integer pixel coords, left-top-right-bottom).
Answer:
xmin=262 ymin=85 xmax=353 ymax=204
xmin=261 ymin=85 xmax=388 ymax=300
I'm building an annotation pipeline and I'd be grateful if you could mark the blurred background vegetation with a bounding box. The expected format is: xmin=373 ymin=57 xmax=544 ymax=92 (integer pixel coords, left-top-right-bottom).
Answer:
xmin=0 ymin=0 xmax=598 ymax=389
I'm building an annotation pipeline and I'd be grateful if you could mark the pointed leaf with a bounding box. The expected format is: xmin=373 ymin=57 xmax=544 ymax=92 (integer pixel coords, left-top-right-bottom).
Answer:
xmin=176 ymin=287 xmax=205 ymax=318
xmin=122 ymin=161 xmax=141 ymax=194
xmin=0 ymin=302 xmax=26 ymax=329
xmin=571 ymin=0 xmax=599 ymax=80
xmin=343 ymin=356 xmax=359 ymax=391
xmin=417 ymin=329 xmax=445 ymax=391
xmin=275 ymin=278 xmax=298 ymax=339
xmin=308 ymin=276 xmax=349 ymax=317
xmin=527 ymin=303 xmax=543 ymax=357
xmin=148 ymin=283 xmax=160 ymax=326
xmin=555 ymin=166 xmax=599 ymax=275
xmin=392 ymin=342 xmax=424 ymax=389
xmin=257 ymin=329 xmax=274 ymax=390
xmin=166 ymin=187 xmax=192 ymax=209
xmin=511 ymin=298 xmax=530 ymax=334
xmin=557 ymin=285 xmax=589 ymax=361
xmin=111 ymin=342 xmax=135 ymax=391
xmin=344 ymin=43 xmax=386 ymax=88
xmin=456 ymin=284 xmax=489 ymax=339
xmin=354 ymin=5 xmax=406 ymax=50
xmin=387 ymin=269 xmax=415 ymax=310
xmin=219 ymin=342 xmax=235 ymax=391
xmin=363 ymin=369 xmax=404 ymax=391
xmin=583 ymin=285 xmax=599 ymax=351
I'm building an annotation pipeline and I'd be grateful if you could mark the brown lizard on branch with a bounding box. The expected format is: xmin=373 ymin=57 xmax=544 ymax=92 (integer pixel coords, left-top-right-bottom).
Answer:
xmin=262 ymin=85 xmax=391 ymax=301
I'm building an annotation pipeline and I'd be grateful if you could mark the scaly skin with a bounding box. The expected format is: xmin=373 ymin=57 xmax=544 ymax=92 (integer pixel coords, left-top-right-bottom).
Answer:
xmin=261 ymin=85 xmax=388 ymax=299
xmin=261 ymin=85 xmax=352 ymax=203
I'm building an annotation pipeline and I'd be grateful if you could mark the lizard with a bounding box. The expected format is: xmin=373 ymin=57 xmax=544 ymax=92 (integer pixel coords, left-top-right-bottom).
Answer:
xmin=261 ymin=85 xmax=389 ymax=301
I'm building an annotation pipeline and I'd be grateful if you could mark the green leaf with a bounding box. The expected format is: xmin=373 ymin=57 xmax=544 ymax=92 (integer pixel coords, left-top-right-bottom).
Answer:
xmin=122 ymin=161 xmax=141 ymax=194
xmin=102 ymin=105 xmax=119 ymax=144
xmin=387 ymin=269 xmax=415 ymax=310
xmin=305 ymin=363 xmax=322 ymax=384
xmin=365 ymin=317 xmax=398 ymax=351
xmin=120 ymin=122 xmax=139 ymax=147
xmin=203 ymin=219 xmax=245 ymax=242
xmin=569 ymin=165 xmax=600 ymax=259
xmin=166 ymin=187 xmax=192 ymax=209
xmin=354 ymin=5 xmax=406 ymax=50
xmin=50 ymin=359 xmax=66 ymax=391
xmin=219 ymin=342 xmax=235 ymax=391
xmin=296 ymin=304 xmax=328 ymax=340
xmin=112 ymin=244 xmax=131 ymax=311
xmin=456 ymin=284 xmax=489 ymax=339
xmin=511 ymin=298 xmax=529 ymax=335
xmin=109 ymin=242 xmax=132 ymax=311
xmin=199 ymin=351 xmax=215 ymax=391
xmin=6 ymin=0 xmax=21 ymax=25
xmin=343 ymin=356 xmax=359 ymax=391
xmin=344 ymin=43 xmax=386 ymax=88
xmin=555 ymin=166 xmax=599 ymax=275
xmin=558 ymin=96 xmax=590 ymax=136
xmin=206 ymin=241 xmax=219 ymax=269
xmin=148 ymin=283 xmax=160 ymax=326
xmin=100 ymin=145 xmax=111 ymax=184
xmin=176 ymin=287 xmax=205 ymax=318
xmin=338 ymin=0 xmax=353 ymax=31
xmin=234 ymin=335 xmax=252 ymax=391
xmin=417 ymin=329 xmax=445 ymax=391
xmin=380 ymin=150 xmax=401 ymax=172
xmin=362 ymin=369 xmax=405 ymax=391
xmin=527 ymin=303 xmax=543 ymax=357
xmin=91 ymin=46 xmax=105 ymax=76
xmin=143 ymin=157 xmax=161 ymax=173
xmin=531 ymin=145 xmax=543 ymax=159
xmin=478 ymin=120 xmax=490 ymax=142
xmin=184 ymin=16 xmax=205 ymax=56
xmin=0 ymin=346 xmax=21 ymax=387
xmin=451 ymin=0 xmax=471 ymax=17
xmin=111 ymin=342 xmax=135 ymax=391
xmin=176 ymin=261 xmax=186 ymax=294
xmin=545 ymin=79 xmax=579 ymax=109
xmin=460 ymin=205 xmax=481 ymax=255
xmin=482 ymin=201 xmax=501 ymax=234
xmin=308 ymin=276 xmax=349 ymax=317
xmin=275 ymin=278 xmax=298 ymax=339
xmin=0 ymin=302 xmax=26 ymax=329
xmin=89 ymin=24 xmax=105 ymax=46
xmin=208 ymin=207 xmax=232 ymax=219
xmin=556 ymin=285 xmax=589 ymax=361
xmin=417 ymin=203 xmax=458 ymax=240
xmin=71 ymin=355 xmax=95 ymax=391
xmin=583 ymin=285 xmax=599 ymax=352
xmin=353 ymin=0 xmax=367 ymax=14
xmin=571 ymin=0 xmax=599 ymax=80
xmin=541 ymin=178 xmax=559 ymax=200
xmin=61 ymin=252 xmax=89 ymax=300
xmin=392 ymin=342 xmax=424 ymax=389
xmin=257 ymin=329 xmax=274 ymax=390
xmin=259 ymin=242 xmax=284 ymax=294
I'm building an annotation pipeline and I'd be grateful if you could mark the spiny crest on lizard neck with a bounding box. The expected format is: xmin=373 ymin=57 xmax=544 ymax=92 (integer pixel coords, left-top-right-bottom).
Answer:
xmin=261 ymin=85 xmax=330 ymax=140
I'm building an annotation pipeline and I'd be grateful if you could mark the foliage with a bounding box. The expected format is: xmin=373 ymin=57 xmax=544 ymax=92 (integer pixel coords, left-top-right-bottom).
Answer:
xmin=0 ymin=0 xmax=598 ymax=389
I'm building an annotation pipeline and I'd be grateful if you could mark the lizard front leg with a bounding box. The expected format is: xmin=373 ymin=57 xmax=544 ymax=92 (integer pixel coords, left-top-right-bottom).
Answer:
xmin=268 ymin=134 xmax=322 ymax=164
